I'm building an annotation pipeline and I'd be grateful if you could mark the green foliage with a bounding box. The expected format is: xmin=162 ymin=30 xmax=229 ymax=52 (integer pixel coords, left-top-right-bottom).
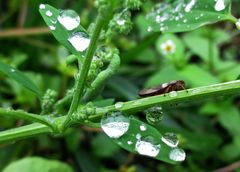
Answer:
xmin=3 ymin=157 xmax=73 ymax=172
xmin=0 ymin=0 xmax=240 ymax=171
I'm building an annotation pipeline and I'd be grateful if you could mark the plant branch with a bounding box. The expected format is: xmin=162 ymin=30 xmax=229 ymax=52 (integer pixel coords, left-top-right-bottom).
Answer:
xmin=65 ymin=8 xmax=110 ymax=126
xmin=0 ymin=108 xmax=54 ymax=129
xmin=1 ymin=80 xmax=240 ymax=143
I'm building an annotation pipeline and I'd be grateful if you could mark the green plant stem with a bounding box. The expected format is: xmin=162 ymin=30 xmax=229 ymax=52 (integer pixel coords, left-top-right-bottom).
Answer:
xmin=82 ymin=54 xmax=120 ymax=102
xmin=0 ymin=108 xmax=54 ymax=129
xmin=1 ymin=80 xmax=240 ymax=143
xmin=65 ymin=12 xmax=109 ymax=127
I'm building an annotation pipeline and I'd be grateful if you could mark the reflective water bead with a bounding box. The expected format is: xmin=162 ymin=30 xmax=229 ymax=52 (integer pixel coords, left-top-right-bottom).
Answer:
xmin=214 ymin=0 xmax=226 ymax=11
xmin=185 ymin=0 xmax=196 ymax=13
xmin=161 ymin=132 xmax=179 ymax=147
xmin=49 ymin=25 xmax=56 ymax=30
xmin=116 ymin=19 xmax=126 ymax=26
xmin=57 ymin=9 xmax=80 ymax=31
xmin=68 ymin=32 xmax=90 ymax=52
xmin=127 ymin=141 xmax=133 ymax=145
xmin=46 ymin=10 xmax=53 ymax=17
xmin=169 ymin=91 xmax=177 ymax=97
xmin=145 ymin=106 xmax=163 ymax=125
xmin=169 ymin=148 xmax=186 ymax=162
xmin=114 ymin=102 xmax=124 ymax=109
xmin=136 ymin=133 xmax=141 ymax=140
xmin=39 ymin=4 xmax=45 ymax=10
xmin=135 ymin=137 xmax=160 ymax=157
xmin=11 ymin=69 xmax=16 ymax=72
xmin=101 ymin=110 xmax=130 ymax=139
xmin=139 ymin=124 xmax=147 ymax=131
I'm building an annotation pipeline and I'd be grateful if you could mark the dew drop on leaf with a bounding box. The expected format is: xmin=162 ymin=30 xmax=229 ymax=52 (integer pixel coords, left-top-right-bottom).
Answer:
xmin=161 ymin=132 xmax=179 ymax=147
xmin=185 ymin=0 xmax=196 ymax=13
xmin=169 ymin=148 xmax=186 ymax=162
xmin=68 ymin=32 xmax=90 ymax=52
xmin=114 ymin=102 xmax=124 ymax=109
xmin=49 ymin=25 xmax=56 ymax=30
xmin=135 ymin=136 xmax=161 ymax=157
xmin=214 ymin=0 xmax=226 ymax=11
xmin=116 ymin=18 xmax=126 ymax=26
xmin=39 ymin=4 xmax=46 ymax=10
xmin=145 ymin=106 xmax=163 ymax=125
xmin=45 ymin=10 xmax=53 ymax=17
xmin=101 ymin=110 xmax=130 ymax=139
xmin=57 ymin=9 xmax=80 ymax=31
xmin=169 ymin=91 xmax=178 ymax=97
xmin=139 ymin=124 xmax=147 ymax=131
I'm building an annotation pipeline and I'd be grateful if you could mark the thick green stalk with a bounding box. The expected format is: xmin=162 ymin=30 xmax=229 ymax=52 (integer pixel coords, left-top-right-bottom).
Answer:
xmin=1 ymin=80 xmax=240 ymax=143
xmin=66 ymin=11 xmax=109 ymax=126
xmin=0 ymin=108 xmax=54 ymax=129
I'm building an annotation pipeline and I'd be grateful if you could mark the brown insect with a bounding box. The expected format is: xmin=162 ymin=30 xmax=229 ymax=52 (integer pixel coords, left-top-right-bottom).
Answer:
xmin=138 ymin=80 xmax=186 ymax=97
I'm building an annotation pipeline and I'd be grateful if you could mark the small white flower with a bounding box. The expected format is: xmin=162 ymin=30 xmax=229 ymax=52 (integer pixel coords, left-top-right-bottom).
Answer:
xmin=160 ymin=39 xmax=176 ymax=55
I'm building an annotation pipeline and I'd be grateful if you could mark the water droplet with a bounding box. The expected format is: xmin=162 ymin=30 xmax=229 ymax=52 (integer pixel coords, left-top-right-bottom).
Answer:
xmin=183 ymin=19 xmax=187 ymax=23
xmin=161 ymin=132 xmax=179 ymax=147
xmin=39 ymin=4 xmax=45 ymax=10
xmin=147 ymin=26 xmax=152 ymax=32
xmin=200 ymin=13 xmax=204 ymax=17
xmin=127 ymin=141 xmax=133 ymax=145
xmin=101 ymin=111 xmax=130 ymax=139
xmin=57 ymin=9 xmax=80 ymax=31
xmin=136 ymin=133 xmax=141 ymax=139
xmin=236 ymin=19 xmax=240 ymax=30
xmin=68 ymin=32 xmax=90 ymax=52
xmin=46 ymin=10 xmax=53 ymax=17
xmin=11 ymin=69 xmax=16 ymax=72
xmin=139 ymin=124 xmax=147 ymax=131
xmin=169 ymin=91 xmax=178 ymax=97
xmin=115 ymin=102 xmax=124 ymax=109
xmin=50 ymin=19 xmax=57 ymax=24
xmin=145 ymin=106 xmax=163 ymax=125
xmin=185 ymin=0 xmax=196 ymax=13
xmin=214 ymin=0 xmax=226 ymax=11
xmin=116 ymin=19 xmax=126 ymax=26
xmin=135 ymin=137 xmax=160 ymax=157
xmin=49 ymin=25 xmax=56 ymax=30
xmin=169 ymin=148 xmax=186 ymax=162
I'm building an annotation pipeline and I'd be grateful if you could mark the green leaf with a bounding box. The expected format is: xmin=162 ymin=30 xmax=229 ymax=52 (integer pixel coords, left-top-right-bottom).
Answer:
xmin=146 ymin=0 xmax=236 ymax=33
xmin=102 ymin=115 xmax=186 ymax=164
xmin=3 ymin=157 xmax=73 ymax=172
xmin=39 ymin=4 xmax=89 ymax=56
xmin=0 ymin=61 xmax=41 ymax=97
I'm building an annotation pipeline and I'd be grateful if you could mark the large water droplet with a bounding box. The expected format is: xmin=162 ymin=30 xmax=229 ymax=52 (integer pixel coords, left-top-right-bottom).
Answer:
xmin=68 ymin=32 xmax=90 ymax=52
xmin=214 ymin=0 xmax=225 ymax=11
xmin=145 ymin=106 xmax=163 ymax=125
xmin=39 ymin=4 xmax=45 ymax=10
xmin=185 ymin=0 xmax=196 ymax=13
xmin=169 ymin=148 xmax=186 ymax=162
xmin=115 ymin=102 xmax=124 ymax=109
xmin=161 ymin=132 xmax=179 ymax=147
xmin=57 ymin=9 xmax=80 ymax=31
xmin=135 ymin=137 xmax=160 ymax=157
xmin=101 ymin=110 xmax=130 ymax=139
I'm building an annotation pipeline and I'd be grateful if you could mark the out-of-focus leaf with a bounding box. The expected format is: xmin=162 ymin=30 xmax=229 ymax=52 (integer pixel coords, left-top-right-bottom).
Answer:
xmin=146 ymin=0 xmax=235 ymax=33
xmin=92 ymin=133 xmax=120 ymax=158
xmin=0 ymin=61 xmax=41 ymax=97
xmin=3 ymin=157 xmax=73 ymax=172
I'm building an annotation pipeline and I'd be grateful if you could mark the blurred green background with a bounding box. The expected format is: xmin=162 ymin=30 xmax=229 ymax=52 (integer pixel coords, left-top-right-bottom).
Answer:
xmin=0 ymin=0 xmax=240 ymax=171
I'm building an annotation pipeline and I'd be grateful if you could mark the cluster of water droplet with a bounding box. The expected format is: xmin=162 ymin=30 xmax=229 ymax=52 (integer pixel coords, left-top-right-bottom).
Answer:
xmin=39 ymin=4 xmax=90 ymax=53
xmin=146 ymin=0 xmax=228 ymax=32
